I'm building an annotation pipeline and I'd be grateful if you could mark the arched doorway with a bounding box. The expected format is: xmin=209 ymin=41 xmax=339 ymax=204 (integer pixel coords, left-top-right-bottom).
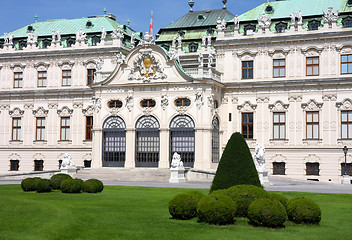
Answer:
xmin=169 ymin=115 xmax=195 ymax=168
xmin=135 ymin=116 xmax=160 ymax=167
xmin=212 ymin=117 xmax=220 ymax=163
xmin=102 ymin=116 xmax=126 ymax=167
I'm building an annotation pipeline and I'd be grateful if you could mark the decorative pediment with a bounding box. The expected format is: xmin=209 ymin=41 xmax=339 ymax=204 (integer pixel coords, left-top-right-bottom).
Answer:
xmin=339 ymin=154 xmax=352 ymax=164
xmin=269 ymin=101 xmax=289 ymax=111
xmin=9 ymin=153 xmax=21 ymax=160
xmin=128 ymin=49 xmax=167 ymax=83
xmin=33 ymin=153 xmax=45 ymax=161
xmin=9 ymin=107 xmax=24 ymax=117
xmin=57 ymin=106 xmax=73 ymax=117
xmin=301 ymin=99 xmax=323 ymax=110
xmin=10 ymin=63 xmax=26 ymax=70
xmin=83 ymin=153 xmax=92 ymax=161
xmin=73 ymin=102 xmax=83 ymax=109
xmin=237 ymin=101 xmax=257 ymax=111
xmin=301 ymin=47 xmax=323 ymax=56
xmin=32 ymin=107 xmax=49 ymax=117
xmin=236 ymin=51 xmax=257 ymax=60
xmin=336 ymin=98 xmax=352 ymax=110
xmin=304 ymin=154 xmax=321 ymax=163
xmin=268 ymin=49 xmax=289 ymax=58
xmin=336 ymin=45 xmax=352 ymax=54
xmin=82 ymin=105 xmax=95 ymax=116
xmin=58 ymin=61 xmax=74 ymax=69
xmin=83 ymin=59 xmax=97 ymax=69
xmin=34 ymin=62 xmax=50 ymax=70
xmin=270 ymin=154 xmax=286 ymax=163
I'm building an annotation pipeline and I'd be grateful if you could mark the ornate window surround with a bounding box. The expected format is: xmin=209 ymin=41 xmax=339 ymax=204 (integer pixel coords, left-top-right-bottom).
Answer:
xmin=336 ymin=98 xmax=352 ymax=141
xmin=301 ymin=99 xmax=323 ymax=142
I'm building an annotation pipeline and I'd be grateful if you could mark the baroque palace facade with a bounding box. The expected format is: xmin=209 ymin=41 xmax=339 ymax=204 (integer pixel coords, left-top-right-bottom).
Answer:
xmin=1 ymin=0 xmax=352 ymax=183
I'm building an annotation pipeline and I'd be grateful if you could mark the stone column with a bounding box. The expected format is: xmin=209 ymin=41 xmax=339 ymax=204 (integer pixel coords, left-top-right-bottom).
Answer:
xmin=91 ymin=128 xmax=103 ymax=168
xmin=125 ymin=128 xmax=135 ymax=168
xmin=194 ymin=127 xmax=212 ymax=169
xmin=159 ymin=128 xmax=169 ymax=168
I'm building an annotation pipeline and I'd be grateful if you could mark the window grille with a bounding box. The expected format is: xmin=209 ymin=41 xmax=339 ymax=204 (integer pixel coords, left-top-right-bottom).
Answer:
xmin=212 ymin=117 xmax=220 ymax=163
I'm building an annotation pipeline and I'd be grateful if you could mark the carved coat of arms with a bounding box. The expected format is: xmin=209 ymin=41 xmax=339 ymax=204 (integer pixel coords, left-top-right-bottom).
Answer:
xmin=128 ymin=50 xmax=167 ymax=82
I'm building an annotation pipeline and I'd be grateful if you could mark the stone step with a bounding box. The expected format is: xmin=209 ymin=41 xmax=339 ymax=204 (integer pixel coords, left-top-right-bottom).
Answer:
xmin=73 ymin=168 xmax=171 ymax=182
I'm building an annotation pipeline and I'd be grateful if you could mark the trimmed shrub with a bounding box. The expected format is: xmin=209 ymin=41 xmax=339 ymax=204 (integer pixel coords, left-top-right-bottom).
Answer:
xmin=36 ymin=179 xmax=52 ymax=193
xmin=210 ymin=189 xmax=229 ymax=198
xmin=169 ymin=191 xmax=204 ymax=220
xmin=61 ymin=179 xmax=84 ymax=193
xmin=270 ymin=193 xmax=289 ymax=209
xmin=287 ymin=197 xmax=321 ymax=224
xmin=226 ymin=185 xmax=270 ymax=217
xmin=248 ymin=198 xmax=287 ymax=228
xmin=50 ymin=174 xmax=72 ymax=190
xmin=197 ymin=194 xmax=236 ymax=225
xmin=82 ymin=179 xmax=104 ymax=193
xmin=210 ymin=132 xmax=261 ymax=193
xmin=21 ymin=177 xmax=41 ymax=192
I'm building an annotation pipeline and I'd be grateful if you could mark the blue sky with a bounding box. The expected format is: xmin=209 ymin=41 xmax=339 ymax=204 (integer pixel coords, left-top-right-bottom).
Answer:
xmin=1 ymin=0 xmax=265 ymax=35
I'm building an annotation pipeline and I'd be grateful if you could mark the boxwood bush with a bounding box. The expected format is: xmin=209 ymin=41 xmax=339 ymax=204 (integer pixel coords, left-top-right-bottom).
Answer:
xmin=36 ymin=179 xmax=52 ymax=193
xmin=169 ymin=191 xmax=204 ymax=220
xmin=82 ymin=179 xmax=104 ymax=193
xmin=226 ymin=185 xmax=270 ymax=217
xmin=270 ymin=193 xmax=289 ymax=209
xmin=50 ymin=174 xmax=72 ymax=190
xmin=21 ymin=177 xmax=42 ymax=192
xmin=61 ymin=178 xmax=84 ymax=193
xmin=287 ymin=197 xmax=321 ymax=224
xmin=248 ymin=198 xmax=287 ymax=228
xmin=197 ymin=194 xmax=236 ymax=225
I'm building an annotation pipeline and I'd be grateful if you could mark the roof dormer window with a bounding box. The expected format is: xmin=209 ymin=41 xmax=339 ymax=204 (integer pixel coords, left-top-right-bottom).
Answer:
xmin=244 ymin=25 xmax=256 ymax=36
xmin=27 ymin=25 xmax=34 ymax=32
xmin=197 ymin=14 xmax=205 ymax=21
xmin=342 ymin=16 xmax=352 ymax=28
xmin=275 ymin=22 xmax=287 ymax=33
xmin=86 ymin=21 xmax=93 ymax=27
xmin=347 ymin=0 xmax=352 ymax=7
xmin=308 ymin=20 xmax=320 ymax=31
xmin=265 ymin=5 xmax=274 ymax=14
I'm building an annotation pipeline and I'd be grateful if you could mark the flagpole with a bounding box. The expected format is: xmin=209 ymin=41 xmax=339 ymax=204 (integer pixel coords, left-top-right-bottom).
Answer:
xmin=149 ymin=10 xmax=153 ymax=36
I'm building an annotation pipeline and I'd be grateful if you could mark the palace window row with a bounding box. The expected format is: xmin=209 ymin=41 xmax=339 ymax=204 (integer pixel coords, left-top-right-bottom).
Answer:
xmin=240 ymin=55 xmax=352 ymax=79
xmin=12 ymin=69 xmax=95 ymax=88
xmin=241 ymin=110 xmax=352 ymax=140
xmin=273 ymin=162 xmax=338 ymax=177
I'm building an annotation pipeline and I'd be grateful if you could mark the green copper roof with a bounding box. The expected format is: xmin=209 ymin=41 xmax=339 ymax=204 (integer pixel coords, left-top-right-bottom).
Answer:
xmin=2 ymin=16 xmax=138 ymax=39
xmin=160 ymin=9 xmax=234 ymax=30
xmin=230 ymin=0 xmax=352 ymax=22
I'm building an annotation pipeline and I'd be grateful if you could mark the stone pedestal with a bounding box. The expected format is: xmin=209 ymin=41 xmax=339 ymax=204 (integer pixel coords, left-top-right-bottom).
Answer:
xmin=341 ymin=175 xmax=351 ymax=185
xmin=60 ymin=165 xmax=77 ymax=176
xmin=258 ymin=169 xmax=270 ymax=185
xmin=169 ymin=167 xmax=186 ymax=183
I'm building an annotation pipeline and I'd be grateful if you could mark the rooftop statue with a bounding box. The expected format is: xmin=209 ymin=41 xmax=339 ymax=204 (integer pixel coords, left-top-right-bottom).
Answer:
xmin=101 ymin=26 xmax=107 ymax=39
xmin=323 ymin=7 xmax=338 ymax=24
xmin=216 ymin=17 xmax=226 ymax=31
xmin=3 ymin=33 xmax=8 ymax=44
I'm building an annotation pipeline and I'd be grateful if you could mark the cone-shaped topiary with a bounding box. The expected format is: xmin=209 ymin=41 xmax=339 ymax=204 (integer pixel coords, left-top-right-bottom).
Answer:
xmin=210 ymin=132 xmax=261 ymax=193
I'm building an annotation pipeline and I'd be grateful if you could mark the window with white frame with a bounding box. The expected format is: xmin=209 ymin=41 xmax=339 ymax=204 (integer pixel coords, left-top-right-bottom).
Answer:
xmin=36 ymin=117 xmax=45 ymax=141
xmin=306 ymin=111 xmax=319 ymax=139
xmin=273 ymin=112 xmax=285 ymax=139
xmin=62 ymin=70 xmax=71 ymax=86
xmin=60 ymin=117 xmax=70 ymax=140
xmin=37 ymin=71 xmax=47 ymax=87
xmin=341 ymin=110 xmax=352 ymax=139
xmin=12 ymin=117 xmax=21 ymax=141
xmin=14 ymin=72 xmax=23 ymax=88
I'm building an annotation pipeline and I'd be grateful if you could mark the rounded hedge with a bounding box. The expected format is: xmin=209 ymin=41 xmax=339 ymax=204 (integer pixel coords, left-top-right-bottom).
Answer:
xmin=36 ymin=179 xmax=52 ymax=193
xmin=270 ymin=193 xmax=289 ymax=209
xmin=226 ymin=185 xmax=270 ymax=217
xmin=287 ymin=197 xmax=321 ymax=224
xmin=50 ymin=174 xmax=72 ymax=189
xmin=21 ymin=177 xmax=42 ymax=192
xmin=82 ymin=179 xmax=104 ymax=193
xmin=197 ymin=194 xmax=236 ymax=225
xmin=61 ymin=179 xmax=84 ymax=193
xmin=169 ymin=191 xmax=204 ymax=220
xmin=248 ymin=198 xmax=287 ymax=228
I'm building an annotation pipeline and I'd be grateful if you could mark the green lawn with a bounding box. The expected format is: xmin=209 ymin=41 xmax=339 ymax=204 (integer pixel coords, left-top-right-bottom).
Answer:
xmin=0 ymin=185 xmax=351 ymax=240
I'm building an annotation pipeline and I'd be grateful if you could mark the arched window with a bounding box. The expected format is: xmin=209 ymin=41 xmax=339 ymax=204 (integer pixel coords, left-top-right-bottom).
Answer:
xmin=102 ymin=116 xmax=126 ymax=167
xmin=135 ymin=116 xmax=160 ymax=167
xmin=308 ymin=20 xmax=320 ymax=31
xmin=188 ymin=43 xmax=198 ymax=53
xmin=169 ymin=115 xmax=195 ymax=168
xmin=212 ymin=117 xmax=220 ymax=163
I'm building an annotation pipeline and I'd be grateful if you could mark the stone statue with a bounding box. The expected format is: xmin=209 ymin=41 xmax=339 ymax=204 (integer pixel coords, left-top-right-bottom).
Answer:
xmin=139 ymin=32 xmax=155 ymax=45
xmin=207 ymin=35 xmax=212 ymax=47
xmin=290 ymin=12 xmax=295 ymax=25
xmin=296 ymin=10 xmax=302 ymax=24
xmin=95 ymin=57 xmax=103 ymax=71
xmin=4 ymin=33 xmax=8 ymax=44
xmin=57 ymin=30 xmax=61 ymax=42
xmin=202 ymin=35 xmax=206 ymax=46
xmin=76 ymin=28 xmax=86 ymax=41
xmin=234 ymin=15 xmax=240 ymax=30
xmin=195 ymin=90 xmax=204 ymax=109
xmin=258 ymin=14 xmax=271 ymax=29
xmin=198 ymin=52 xmax=203 ymax=67
xmin=101 ymin=26 xmax=107 ymax=39
xmin=161 ymin=94 xmax=169 ymax=110
xmin=130 ymin=32 xmax=135 ymax=48
xmin=52 ymin=30 xmax=56 ymax=42
xmin=323 ymin=7 xmax=338 ymax=24
xmin=254 ymin=144 xmax=266 ymax=172
xmin=61 ymin=153 xmax=75 ymax=168
xmin=208 ymin=93 xmax=215 ymax=108
xmin=27 ymin=33 xmax=37 ymax=44
xmin=172 ymin=36 xmax=176 ymax=50
xmin=116 ymin=52 xmax=126 ymax=64
xmin=112 ymin=28 xmax=124 ymax=39
xmin=216 ymin=17 xmax=227 ymax=31
xmin=178 ymin=35 xmax=182 ymax=48
xmin=9 ymin=34 xmax=13 ymax=45
xmin=171 ymin=152 xmax=183 ymax=168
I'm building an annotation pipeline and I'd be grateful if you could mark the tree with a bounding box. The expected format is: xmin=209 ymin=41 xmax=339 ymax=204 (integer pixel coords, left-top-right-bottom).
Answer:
xmin=210 ymin=132 xmax=261 ymax=193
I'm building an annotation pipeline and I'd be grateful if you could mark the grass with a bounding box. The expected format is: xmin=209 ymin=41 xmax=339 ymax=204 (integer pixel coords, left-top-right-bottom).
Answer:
xmin=0 ymin=185 xmax=351 ymax=240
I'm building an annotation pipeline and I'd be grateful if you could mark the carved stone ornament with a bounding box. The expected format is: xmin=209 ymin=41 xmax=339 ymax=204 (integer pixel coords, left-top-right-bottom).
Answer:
xmin=237 ymin=101 xmax=257 ymax=111
xmin=336 ymin=99 xmax=352 ymax=110
xmin=268 ymin=101 xmax=289 ymax=111
xmin=111 ymin=28 xmax=124 ymax=39
xmin=138 ymin=32 xmax=155 ymax=46
xmin=176 ymin=106 xmax=188 ymax=115
xmin=125 ymin=92 xmax=134 ymax=112
xmin=208 ymin=94 xmax=215 ymax=108
xmin=33 ymin=153 xmax=45 ymax=161
xmin=32 ymin=107 xmax=49 ymax=117
xmin=303 ymin=154 xmax=321 ymax=163
xmin=301 ymin=99 xmax=323 ymax=110
xmin=270 ymin=154 xmax=286 ymax=163
xmin=323 ymin=7 xmax=338 ymax=24
xmin=257 ymin=14 xmax=271 ymax=29
xmin=195 ymin=91 xmax=204 ymax=110
xmin=48 ymin=103 xmax=58 ymax=109
xmin=9 ymin=107 xmax=24 ymax=117
xmin=116 ymin=52 xmax=126 ymax=65
xmin=216 ymin=17 xmax=227 ymax=31
xmin=57 ymin=106 xmax=73 ymax=117
xmin=9 ymin=153 xmax=21 ymax=160
xmin=142 ymin=107 xmax=153 ymax=116
xmin=128 ymin=49 xmax=167 ymax=83
xmin=92 ymin=97 xmax=102 ymax=113
xmin=34 ymin=62 xmax=50 ymax=70
xmin=161 ymin=94 xmax=169 ymax=110
xmin=82 ymin=105 xmax=95 ymax=116
xmin=58 ymin=61 xmax=74 ymax=69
